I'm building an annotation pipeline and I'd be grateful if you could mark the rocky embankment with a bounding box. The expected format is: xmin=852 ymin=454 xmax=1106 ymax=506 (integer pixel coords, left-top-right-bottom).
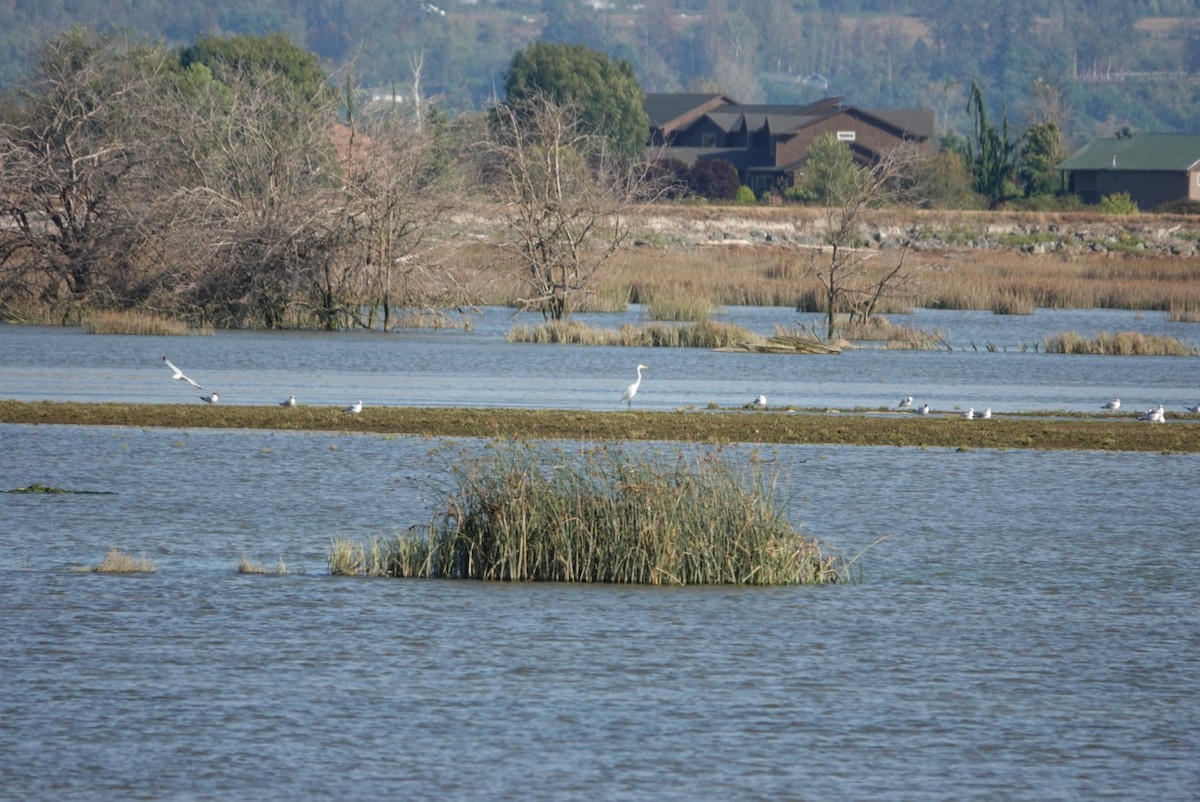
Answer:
xmin=627 ymin=207 xmax=1200 ymax=256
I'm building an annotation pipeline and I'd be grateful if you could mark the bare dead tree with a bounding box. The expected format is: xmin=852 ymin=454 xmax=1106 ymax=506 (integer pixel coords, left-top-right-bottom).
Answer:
xmin=340 ymin=90 xmax=465 ymax=331
xmin=475 ymin=92 xmax=664 ymax=321
xmin=148 ymin=65 xmax=351 ymax=328
xmin=0 ymin=29 xmax=174 ymax=317
xmin=804 ymin=139 xmax=933 ymax=340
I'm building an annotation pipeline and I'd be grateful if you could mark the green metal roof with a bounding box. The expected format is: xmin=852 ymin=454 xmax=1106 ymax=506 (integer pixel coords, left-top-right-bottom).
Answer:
xmin=1056 ymin=134 xmax=1200 ymax=171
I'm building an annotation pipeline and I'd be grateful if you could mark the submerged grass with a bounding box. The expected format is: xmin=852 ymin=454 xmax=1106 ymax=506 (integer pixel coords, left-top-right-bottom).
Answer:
xmin=71 ymin=547 xmax=157 ymax=574
xmin=330 ymin=443 xmax=845 ymax=585
xmin=4 ymin=400 xmax=1199 ymax=453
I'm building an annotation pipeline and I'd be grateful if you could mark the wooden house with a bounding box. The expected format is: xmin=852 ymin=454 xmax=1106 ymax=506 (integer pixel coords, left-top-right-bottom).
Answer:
xmin=1056 ymin=134 xmax=1200 ymax=209
xmin=644 ymin=93 xmax=935 ymax=192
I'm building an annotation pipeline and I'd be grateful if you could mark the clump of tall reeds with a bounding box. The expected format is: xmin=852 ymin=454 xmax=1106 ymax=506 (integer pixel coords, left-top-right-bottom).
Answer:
xmin=838 ymin=316 xmax=944 ymax=348
xmin=1043 ymin=330 xmax=1197 ymax=356
xmin=329 ymin=443 xmax=847 ymax=585
xmin=80 ymin=310 xmax=213 ymax=336
xmin=507 ymin=319 xmax=764 ymax=349
xmin=70 ymin=547 xmax=158 ymax=573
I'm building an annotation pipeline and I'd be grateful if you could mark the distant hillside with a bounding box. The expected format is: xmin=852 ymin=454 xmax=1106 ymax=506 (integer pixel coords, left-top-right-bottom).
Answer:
xmin=2 ymin=0 xmax=1198 ymax=143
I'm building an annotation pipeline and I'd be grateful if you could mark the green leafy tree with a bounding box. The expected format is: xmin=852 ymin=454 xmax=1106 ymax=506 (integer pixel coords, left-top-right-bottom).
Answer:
xmin=965 ymin=81 xmax=1018 ymax=207
xmin=179 ymin=32 xmax=331 ymax=103
xmin=1017 ymin=121 xmax=1065 ymax=198
xmin=800 ymin=132 xmax=863 ymax=206
xmin=504 ymin=41 xmax=649 ymax=161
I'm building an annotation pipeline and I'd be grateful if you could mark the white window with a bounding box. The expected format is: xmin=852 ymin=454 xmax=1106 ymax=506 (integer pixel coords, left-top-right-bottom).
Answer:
xmin=837 ymin=130 xmax=856 ymax=142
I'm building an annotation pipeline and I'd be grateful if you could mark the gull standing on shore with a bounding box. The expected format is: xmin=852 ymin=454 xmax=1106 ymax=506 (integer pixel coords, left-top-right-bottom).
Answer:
xmin=898 ymin=396 xmax=913 ymax=409
xmin=1103 ymin=398 xmax=1121 ymax=412
xmin=344 ymin=400 xmax=363 ymax=415
xmin=200 ymin=392 xmax=219 ymax=404
xmin=281 ymin=395 xmax=297 ymax=407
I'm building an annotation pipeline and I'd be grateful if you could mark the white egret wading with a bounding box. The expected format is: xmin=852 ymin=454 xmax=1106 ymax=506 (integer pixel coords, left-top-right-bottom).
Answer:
xmin=621 ymin=364 xmax=648 ymax=410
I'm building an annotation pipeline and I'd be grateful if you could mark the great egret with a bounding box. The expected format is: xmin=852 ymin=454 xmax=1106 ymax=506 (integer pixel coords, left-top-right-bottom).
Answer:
xmin=898 ymin=396 xmax=913 ymax=409
xmin=1103 ymin=398 xmax=1120 ymax=411
xmin=621 ymin=364 xmax=648 ymax=410
xmin=199 ymin=392 xmax=219 ymax=404
xmin=345 ymin=400 xmax=363 ymax=415
xmin=752 ymin=394 xmax=767 ymax=409
xmin=281 ymin=395 xmax=296 ymax=407
xmin=163 ymin=356 xmax=202 ymax=390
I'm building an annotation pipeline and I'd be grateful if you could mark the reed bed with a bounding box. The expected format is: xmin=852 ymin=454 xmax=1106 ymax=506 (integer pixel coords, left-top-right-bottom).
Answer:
xmin=80 ymin=310 xmax=213 ymax=336
xmin=71 ymin=547 xmax=158 ymax=573
xmin=644 ymin=293 xmax=716 ymax=321
xmin=837 ymin=316 xmax=946 ymax=348
xmin=329 ymin=443 xmax=846 ymax=585
xmin=1042 ymin=330 xmax=1197 ymax=356
xmin=507 ymin=319 xmax=765 ymax=349
xmin=444 ymin=229 xmax=1200 ymax=317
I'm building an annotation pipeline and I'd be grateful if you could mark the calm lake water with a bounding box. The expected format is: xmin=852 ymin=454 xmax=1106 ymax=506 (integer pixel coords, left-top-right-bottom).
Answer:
xmin=1 ymin=312 xmax=1199 ymax=801
xmin=1 ymin=304 xmax=1198 ymax=413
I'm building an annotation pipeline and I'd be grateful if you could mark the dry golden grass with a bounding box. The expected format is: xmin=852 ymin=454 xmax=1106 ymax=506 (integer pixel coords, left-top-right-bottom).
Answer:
xmin=236 ymin=555 xmax=291 ymax=575
xmin=70 ymin=547 xmax=158 ymax=573
xmin=1043 ymin=330 xmax=1197 ymax=356
xmin=81 ymin=310 xmax=213 ymax=336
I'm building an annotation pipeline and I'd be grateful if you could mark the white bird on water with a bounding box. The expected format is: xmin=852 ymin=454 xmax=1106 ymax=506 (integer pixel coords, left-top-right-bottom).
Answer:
xmin=752 ymin=394 xmax=767 ymax=409
xmin=163 ymin=356 xmax=202 ymax=389
xmin=898 ymin=396 xmax=913 ymax=409
xmin=1103 ymin=398 xmax=1121 ymax=412
xmin=345 ymin=400 xmax=363 ymax=415
xmin=199 ymin=392 xmax=219 ymax=404
xmin=621 ymin=364 xmax=648 ymax=410
xmin=281 ymin=395 xmax=296 ymax=407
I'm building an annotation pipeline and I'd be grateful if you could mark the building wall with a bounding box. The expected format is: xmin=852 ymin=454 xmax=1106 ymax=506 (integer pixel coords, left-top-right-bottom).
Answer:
xmin=1070 ymin=169 xmax=1193 ymax=208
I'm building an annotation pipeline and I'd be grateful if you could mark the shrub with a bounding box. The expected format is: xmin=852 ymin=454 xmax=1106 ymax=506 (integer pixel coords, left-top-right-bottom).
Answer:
xmin=733 ymin=185 xmax=758 ymax=205
xmin=1098 ymin=191 xmax=1139 ymax=215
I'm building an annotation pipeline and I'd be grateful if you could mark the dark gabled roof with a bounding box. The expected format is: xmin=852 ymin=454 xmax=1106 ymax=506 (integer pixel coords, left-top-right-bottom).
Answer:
xmin=643 ymin=93 xmax=738 ymax=130
xmin=1057 ymin=134 xmax=1200 ymax=171
xmin=861 ymin=108 xmax=936 ymax=140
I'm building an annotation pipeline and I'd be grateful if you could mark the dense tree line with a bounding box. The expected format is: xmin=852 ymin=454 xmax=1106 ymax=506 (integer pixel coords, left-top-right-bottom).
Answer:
xmin=0 ymin=28 xmax=1172 ymax=333
xmin=1 ymin=0 xmax=1198 ymax=144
